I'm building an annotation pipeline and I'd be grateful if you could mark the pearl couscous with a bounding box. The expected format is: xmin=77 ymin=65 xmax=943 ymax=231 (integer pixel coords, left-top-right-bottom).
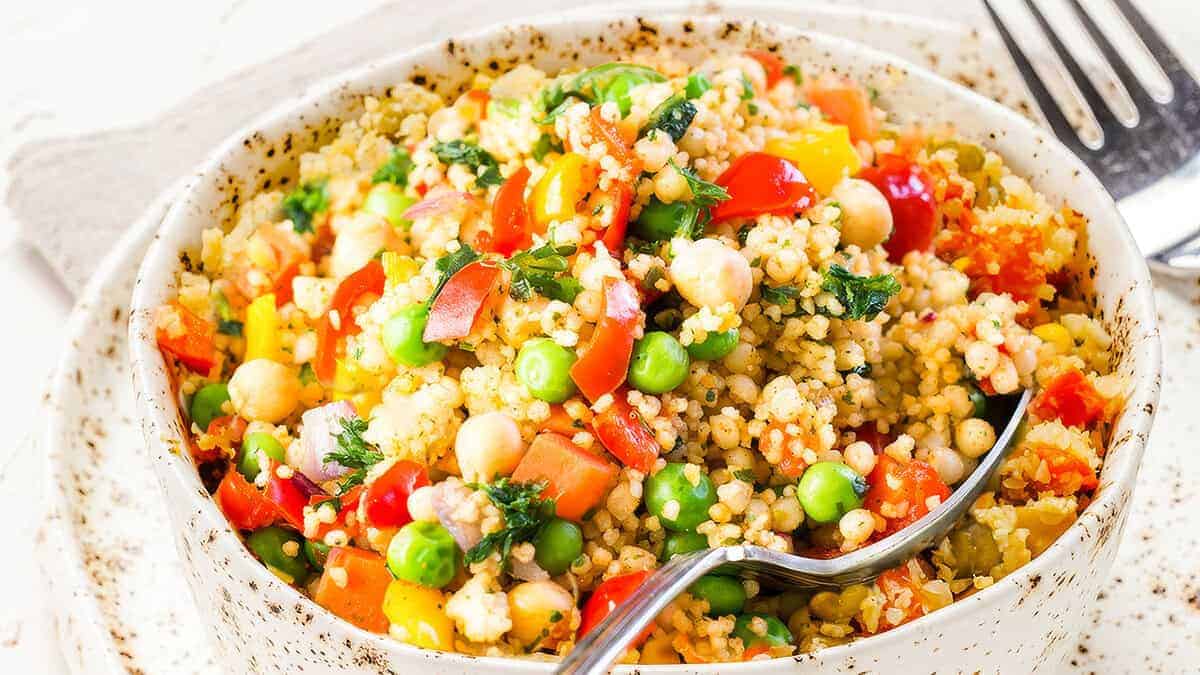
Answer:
xmin=156 ymin=49 xmax=1121 ymax=663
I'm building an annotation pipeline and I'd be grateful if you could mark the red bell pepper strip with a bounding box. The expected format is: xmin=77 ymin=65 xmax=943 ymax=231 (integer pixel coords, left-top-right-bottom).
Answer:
xmin=215 ymin=470 xmax=276 ymax=531
xmin=313 ymin=260 xmax=386 ymax=382
xmin=570 ymin=277 xmax=641 ymax=402
xmin=313 ymin=547 xmax=392 ymax=633
xmin=803 ymin=72 xmax=880 ymax=143
xmin=489 ymin=166 xmax=533 ymax=256
xmin=265 ymin=466 xmax=310 ymax=530
xmin=362 ymin=460 xmax=430 ymax=530
xmin=271 ymin=260 xmax=301 ymax=307
xmin=708 ymin=152 xmax=817 ymax=225
xmin=578 ymin=570 xmax=654 ymax=644
xmin=592 ymin=390 xmax=659 ymax=474
xmin=156 ymin=301 xmax=218 ymax=374
xmin=745 ymin=49 xmax=785 ymax=89
xmin=591 ymin=182 xmax=634 ymax=253
xmin=859 ymin=154 xmax=937 ymax=263
xmin=422 ymin=261 xmax=503 ymax=342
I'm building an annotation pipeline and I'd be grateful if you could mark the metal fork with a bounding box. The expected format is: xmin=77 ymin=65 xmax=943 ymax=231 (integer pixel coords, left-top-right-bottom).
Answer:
xmin=555 ymin=390 xmax=1031 ymax=675
xmin=982 ymin=0 xmax=1200 ymax=275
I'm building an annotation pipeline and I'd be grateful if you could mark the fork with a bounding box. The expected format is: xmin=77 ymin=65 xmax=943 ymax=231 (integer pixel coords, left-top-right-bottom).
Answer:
xmin=982 ymin=0 xmax=1200 ymax=275
xmin=555 ymin=390 xmax=1031 ymax=675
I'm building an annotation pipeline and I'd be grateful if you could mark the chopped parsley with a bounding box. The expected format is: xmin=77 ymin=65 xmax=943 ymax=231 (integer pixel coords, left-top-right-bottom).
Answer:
xmin=820 ymin=264 xmax=900 ymax=321
xmin=464 ymin=479 xmax=556 ymax=567
xmin=642 ymin=94 xmax=696 ymax=142
xmin=212 ymin=290 xmax=243 ymax=337
xmin=281 ymin=180 xmax=328 ymax=234
xmin=298 ymin=363 xmax=317 ymax=385
xmin=430 ymin=244 xmax=482 ymax=301
xmin=671 ymin=160 xmax=730 ymax=208
xmin=432 ymin=140 xmax=503 ymax=188
xmin=733 ymin=469 xmax=757 ymax=483
xmin=740 ymin=73 xmax=755 ymax=101
xmin=761 ymin=283 xmax=801 ymax=305
xmin=324 ymin=418 xmax=385 ymax=496
xmin=531 ymin=133 xmax=563 ymax=162
xmin=372 ymin=148 xmax=414 ymax=186
xmin=501 ymin=243 xmax=582 ymax=303
xmin=844 ymin=363 xmax=873 ymax=378
xmin=537 ymin=63 xmax=667 ymax=121
xmin=783 ymin=64 xmax=803 ymax=85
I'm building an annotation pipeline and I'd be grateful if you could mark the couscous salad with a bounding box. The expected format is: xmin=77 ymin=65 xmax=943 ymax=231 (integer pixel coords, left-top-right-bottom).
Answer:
xmin=155 ymin=49 xmax=1122 ymax=663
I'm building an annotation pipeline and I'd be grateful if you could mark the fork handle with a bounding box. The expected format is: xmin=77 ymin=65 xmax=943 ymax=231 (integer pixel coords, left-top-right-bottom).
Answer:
xmin=556 ymin=547 xmax=731 ymax=675
xmin=1150 ymin=233 xmax=1200 ymax=277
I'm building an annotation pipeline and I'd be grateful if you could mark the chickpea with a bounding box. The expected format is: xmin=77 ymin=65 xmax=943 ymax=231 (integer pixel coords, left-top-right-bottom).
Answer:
xmin=927 ymin=446 xmax=967 ymax=485
xmin=838 ymin=508 xmax=876 ymax=547
xmin=454 ymin=412 xmax=526 ymax=483
xmin=668 ymin=239 xmax=753 ymax=311
xmin=406 ymin=485 xmax=439 ymax=523
xmin=507 ymin=580 xmax=575 ymax=646
xmin=843 ymin=441 xmax=877 ymax=476
xmin=830 ymin=178 xmax=893 ymax=250
xmin=228 ymin=359 xmax=300 ymax=423
xmin=955 ymin=418 xmax=997 ymax=459
xmin=330 ymin=214 xmax=401 ymax=279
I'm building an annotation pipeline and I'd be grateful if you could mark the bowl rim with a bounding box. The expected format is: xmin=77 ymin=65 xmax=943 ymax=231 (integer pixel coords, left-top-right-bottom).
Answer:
xmin=127 ymin=9 xmax=1161 ymax=671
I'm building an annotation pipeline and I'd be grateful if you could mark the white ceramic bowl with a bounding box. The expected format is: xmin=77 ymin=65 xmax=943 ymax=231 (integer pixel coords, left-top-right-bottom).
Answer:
xmin=129 ymin=11 xmax=1160 ymax=674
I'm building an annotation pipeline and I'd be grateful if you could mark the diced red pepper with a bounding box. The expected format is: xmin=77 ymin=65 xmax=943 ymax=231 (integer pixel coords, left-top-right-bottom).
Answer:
xmin=215 ymin=470 xmax=276 ymax=531
xmin=422 ymin=261 xmax=503 ymax=342
xmin=592 ymin=390 xmax=659 ymax=474
xmin=265 ymin=467 xmax=310 ymax=530
xmin=570 ymin=277 xmax=642 ymax=402
xmin=1030 ymin=369 xmax=1106 ymax=429
xmin=745 ymin=50 xmax=786 ymax=89
xmin=489 ymin=166 xmax=533 ymax=256
xmin=313 ymin=547 xmax=392 ymax=633
xmin=511 ymin=432 xmax=618 ymax=521
xmin=872 ymin=566 xmax=927 ymax=632
xmin=313 ymin=260 xmax=386 ymax=382
xmin=709 ymin=152 xmax=817 ymax=225
xmin=859 ymin=155 xmax=937 ymax=263
xmin=156 ymin=301 xmax=218 ymax=374
xmin=308 ymin=485 xmax=363 ymax=541
xmin=271 ymin=260 xmax=301 ymax=307
xmin=803 ymin=72 xmax=879 ymax=143
xmin=588 ymin=107 xmax=640 ymax=174
xmin=863 ymin=455 xmax=950 ymax=536
xmin=592 ymin=182 xmax=634 ymax=253
xmin=578 ymin=570 xmax=654 ymax=644
xmin=205 ymin=414 xmax=248 ymax=449
xmin=1028 ymin=444 xmax=1099 ymax=495
xmin=362 ymin=460 xmax=430 ymax=530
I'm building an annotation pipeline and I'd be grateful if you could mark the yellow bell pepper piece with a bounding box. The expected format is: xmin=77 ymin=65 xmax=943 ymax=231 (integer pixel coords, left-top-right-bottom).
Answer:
xmin=332 ymin=358 xmax=382 ymax=415
xmin=1033 ymin=322 xmax=1073 ymax=354
xmin=380 ymin=251 xmax=420 ymax=289
xmin=531 ymin=152 xmax=588 ymax=227
xmin=764 ymin=121 xmax=861 ymax=195
xmin=382 ymin=580 xmax=455 ymax=651
xmin=244 ymin=294 xmax=281 ymax=362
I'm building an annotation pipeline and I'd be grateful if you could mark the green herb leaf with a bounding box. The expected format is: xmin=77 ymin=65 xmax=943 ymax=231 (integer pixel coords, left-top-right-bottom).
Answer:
xmin=432 ymin=140 xmax=504 ymax=188
xmin=761 ymin=284 xmax=801 ymax=305
xmin=212 ymin=289 xmax=242 ymax=336
xmin=372 ymin=148 xmax=414 ymax=186
xmin=325 ymin=418 xmax=385 ymax=496
xmin=298 ymin=363 xmax=317 ymax=385
xmin=844 ymin=363 xmax=873 ymax=378
xmin=501 ymin=243 xmax=581 ymax=303
xmin=281 ymin=181 xmax=328 ymax=234
xmin=532 ymin=133 xmax=564 ymax=162
xmin=820 ymin=264 xmax=900 ymax=320
xmin=670 ymin=160 xmax=730 ymax=208
xmin=537 ymin=63 xmax=667 ymax=121
xmin=740 ymin=73 xmax=755 ymax=101
xmin=685 ymin=73 xmax=712 ymax=100
xmin=430 ymin=244 xmax=482 ymax=301
xmin=464 ymin=479 xmax=556 ymax=568
xmin=642 ymin=94 xmax=696 ymax=142
xmin=217 ymin=320 xmax=244 ymax=337
xmin=782 ymin=64 xmax=803 ymax=85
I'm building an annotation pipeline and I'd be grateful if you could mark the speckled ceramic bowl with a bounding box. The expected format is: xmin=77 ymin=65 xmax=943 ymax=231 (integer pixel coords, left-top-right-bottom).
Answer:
xmin=128 ymin=11 xmax=1160 ymax=674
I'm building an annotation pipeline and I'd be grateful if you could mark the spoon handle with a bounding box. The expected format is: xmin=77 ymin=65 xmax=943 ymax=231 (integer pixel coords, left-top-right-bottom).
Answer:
xmin=556 ymin=547 xmax=729 ymax=675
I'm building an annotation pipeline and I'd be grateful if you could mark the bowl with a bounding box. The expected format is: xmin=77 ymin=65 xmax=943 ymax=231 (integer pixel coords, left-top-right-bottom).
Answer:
xmin=128 ymin=11 xmax=1160 ymax=674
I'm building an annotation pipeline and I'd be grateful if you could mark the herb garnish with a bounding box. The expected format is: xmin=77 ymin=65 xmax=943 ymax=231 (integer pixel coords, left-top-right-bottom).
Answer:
xmin=782 ymin=64 xmax=803 ymax=85
xmin=537 ymin=63 xmax=667 ymax=121
xmin=432 ymin=140 xmax=503 ymax=188
xmin=684 ymin=73 xmax=712 ymax=100
xmin=212 ymin=290 xmax=243 ymax=337
xmin=642 ymin=94 xmax=696 ymax=142
xmin=670 ymin=161 xmax=729 ymax=208
xmin=501 ymin=243 xmax=582 ymax=303
xmin=324 ymin=418 xmax=385 ymax=496
xmin=281 ymin=181 xmax=328 ymax=234
xmin=464 ymin=479 xmax=556 ymax=567
xmin=430 ymin=244 xmax=482 ymax=301
xmin=761 ymin=284 xmax=801 ymax=305
xmin=740 ymin=73 xmax=755 ymax=101
xmin=820 ymin=264 xmax=900 ymax=321
xmin=372 ymin=148 xmax=414 ymax=186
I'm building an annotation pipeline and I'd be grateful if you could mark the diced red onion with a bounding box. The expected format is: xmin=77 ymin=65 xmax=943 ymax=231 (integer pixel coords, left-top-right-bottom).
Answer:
xmin=289 ymin=400 xmax=357 ymax=482
xmin=401 ymin=189 xmax=475 ymax=221
xmin=431 ymin=481 xmax=482 ymax=552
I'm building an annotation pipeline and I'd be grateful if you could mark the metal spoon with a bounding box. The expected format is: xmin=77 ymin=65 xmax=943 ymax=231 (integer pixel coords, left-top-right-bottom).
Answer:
xmin=557 ymin=389 xmax=1031 ymax=675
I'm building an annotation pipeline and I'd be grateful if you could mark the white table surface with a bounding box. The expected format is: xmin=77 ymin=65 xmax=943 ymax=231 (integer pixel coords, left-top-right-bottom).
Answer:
xmin=3 ymin=1 xmax=1197 ymax=673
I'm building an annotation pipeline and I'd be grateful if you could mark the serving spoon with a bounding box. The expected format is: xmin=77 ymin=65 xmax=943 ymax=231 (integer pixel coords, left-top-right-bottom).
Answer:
xmin=557 ymin=389 xmax=1031 ymax=675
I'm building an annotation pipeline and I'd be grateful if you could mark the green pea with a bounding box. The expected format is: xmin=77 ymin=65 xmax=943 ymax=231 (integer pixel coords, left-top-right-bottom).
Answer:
xmin=661 ymin=531 xmax=709 ymax=561
xmin=645 ymin=463 xmax=716 ymax=532
xmin=628 ymin=332 xmax=690 ymax=394
xmin=363 ymin=183 xmax=416 ymax=229
xmin=733 ymin=613 xmax=793 ymax=648
xmin=533 ymin=518 xmax=583 ymax=576
xmin=383 ymin=304 xmax=447 ymax=367
xmin=304 ymin=540 xmax=331 ymax=572
xmin=246 ymin=526 xmax=311 ymax=585
xmin=686 ymin=329 xmax=739 ymax=361
xmin=689 ymin=575 xmax=746 ymax=616
xmin=515 ymin=338 xmax=577 ymax=403
xmin=966 ymin=381 xmax=988 ymax=418
xmin=386 ymin=521 xmax=458 ymax=588
xmin=633 ymin=198 xmax=694 ymax=241
xmin=189 ymin=383 xmax=230 ymax=432
xmin=796 ymin=462 xmax=867 ymax=524
xmin=237 ymin=432 xmax=287 ymax=481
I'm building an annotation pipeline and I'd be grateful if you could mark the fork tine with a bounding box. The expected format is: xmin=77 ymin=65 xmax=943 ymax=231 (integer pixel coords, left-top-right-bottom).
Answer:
xmin=1065 ymin=0 xmax=1159 ymax=113
xmin=1019 ymin=0 xmax=1123 ymax=137
xmin=981 ymin=0 xmax=1093 ymax=155
xmin=1109 ymin=0 xmax=1199 ymax=94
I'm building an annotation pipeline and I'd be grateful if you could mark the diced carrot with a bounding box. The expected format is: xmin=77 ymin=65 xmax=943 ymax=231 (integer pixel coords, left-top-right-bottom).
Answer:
xmin=541 ymin=405 xmax=589 ymax=436
xmin=803 ymin=72 xmax=879 ymax=142
xmin=313 ymin=547 xmax=392 ymax=633
xmin=863 ymin=455 xmax=950 ymax=536
xmin=511 ymin=432 xmax=618 ymax=521
xmin=592 ymin=391 xmax=659 ymax=474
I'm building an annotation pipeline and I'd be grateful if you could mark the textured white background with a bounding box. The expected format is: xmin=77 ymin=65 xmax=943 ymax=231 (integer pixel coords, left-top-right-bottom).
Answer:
xmin=3 ymin=1 xmax=1198 ymax=672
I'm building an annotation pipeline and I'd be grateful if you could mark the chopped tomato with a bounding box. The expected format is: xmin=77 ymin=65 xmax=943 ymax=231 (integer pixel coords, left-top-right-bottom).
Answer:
xmin=206 ymin=415 xmax=248 ymax=449
xmin=578 ymin=570 xmax=653 ymax=644
xmin=422 ymin=261 xmax=503 ymax=342
xmin=1029 ymin=444 xmax=1098 ymax=495
xmin=872 ymin=566 xmax=927 ymax=632
xmin=570 ymin=277 xmax=642 ymax=402
xmin=588 ymin=107 xmax=640 ymax=173
xmin=936 ymin=208 xmax=1047 ymax=303
xmin=859 ymin=155 xmax=937 ymax=263
xmin=308 ymin=485 xmax=363 ymax=540
xmin=313 ymin=547 xmax=391 ymax=633
xmin=156 ymin=301 xmax=218 ymax=374
xmin=745 ymin=50 xmax=785 ymax=89
xmin=215 ymin=470 xmax=276 ymax=531
xmin=271 ymin=260 xmax=301 ymax=307
xmin=850 ymin=424 xmax=893 ymax=454
xmin=803 ymin=72 xmax=879 ymax=142
xmin=591 ymin=182 xmax=634 ymax=253
xmin=1030 ymin=369 xmax=1106 ymax=429
xmin=760 ymin=421 xmax=820 ymax=478
xmin=489 ymin=166 xmax=533 ymax=256
xmin=592 ymin=391 xmax=659 ymax=473
xmin=313 ymin=260 xmax=386 ymax=382
xmin=511 ymin=432 xmax=619 ymax=521
xmin=362 ymin=460 xmax=430 ymax=530
xmin=265 ymin=467 xmax=310 ymax=530
xmin=541 ymin=405 xmax=589 ymax=436
xmin=863 ymin=455 xmax=950 ymax=536
xmin=709 ymin=152 xmax=817 ymax=225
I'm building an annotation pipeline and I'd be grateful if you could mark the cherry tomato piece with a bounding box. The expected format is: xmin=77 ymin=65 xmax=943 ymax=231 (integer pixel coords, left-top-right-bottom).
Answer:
xmin=858 ymin=155 xmax=937 ymax=263
xmin=709 ymin=152 xmax=817 ymax=225
xmin=362 ymin=460 xmax=431 ymax=530
xmin=578 ymin=570 xmax=654 ymax=644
